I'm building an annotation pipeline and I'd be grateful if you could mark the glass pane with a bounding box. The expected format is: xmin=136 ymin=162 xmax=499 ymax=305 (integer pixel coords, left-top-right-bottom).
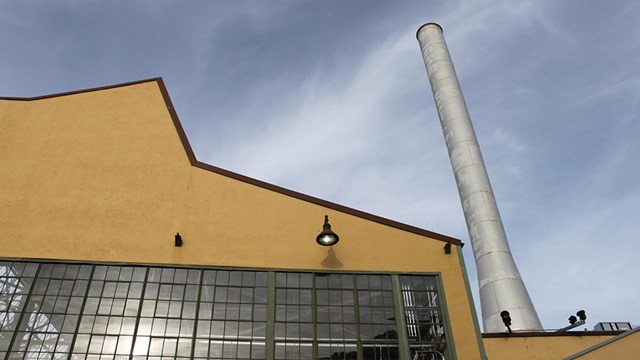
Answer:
xmin=1 ymin=261 xmax=445 ymax=360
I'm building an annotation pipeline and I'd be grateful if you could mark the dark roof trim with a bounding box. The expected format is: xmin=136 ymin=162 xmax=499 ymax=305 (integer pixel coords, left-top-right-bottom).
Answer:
xmin=564 ymin=326 xmax=640 ymax=359
xmin=1 ymin=77 xmax=463 ymax=246
xmin=0 ymin=78 xmax=162 ymax=101
xmin=482 ymin=330 xmax=626 ymax=338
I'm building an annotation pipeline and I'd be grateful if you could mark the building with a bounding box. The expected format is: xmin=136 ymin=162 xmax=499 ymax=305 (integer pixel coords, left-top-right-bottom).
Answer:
xmin=1 ymin=78 xmax=485 ymax=359
xmin=1 ymin=75 xmax=637 ymax=359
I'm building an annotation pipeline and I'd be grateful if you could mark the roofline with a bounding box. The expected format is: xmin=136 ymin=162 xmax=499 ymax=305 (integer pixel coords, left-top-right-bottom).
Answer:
xmin=564 ymin=326 xmax=640 ymax=359
xmin=0 ymin=77 xmax=463 ymax=246
xmin=482 ymin=330 xmax=627 ymax=338
xmin=0 ymin=78 xmax=162 ymax=101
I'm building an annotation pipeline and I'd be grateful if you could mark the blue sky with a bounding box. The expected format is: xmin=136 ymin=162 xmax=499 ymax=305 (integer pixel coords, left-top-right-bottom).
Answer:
xmin=2 ymin=1 xmax=638 ymax=331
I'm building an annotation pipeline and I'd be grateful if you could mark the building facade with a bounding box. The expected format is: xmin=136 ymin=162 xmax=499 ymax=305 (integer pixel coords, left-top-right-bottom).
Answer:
xmin=0 ymin=79 xmax=485 ymax=359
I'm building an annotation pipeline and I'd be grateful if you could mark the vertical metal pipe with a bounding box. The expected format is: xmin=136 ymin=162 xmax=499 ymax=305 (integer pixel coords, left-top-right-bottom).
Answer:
xmin=416 ymin=23 xmax=543 ymax=332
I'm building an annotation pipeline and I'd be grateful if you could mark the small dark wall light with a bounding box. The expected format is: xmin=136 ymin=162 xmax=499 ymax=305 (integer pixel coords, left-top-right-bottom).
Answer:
xmin=175 ymin=233 xmax=183 ymax=247
xmin=444 ymin=243 xmax=452 ymax=254
xmin=557 ymin=309 xmax=586 ymax=332
xmin=577 ymin=310 xmax=586 ymax=321
xmin=316 ymin=215 xmax=339 ymax=246
xmin=500 ymin=310 xmax=513 ymax=333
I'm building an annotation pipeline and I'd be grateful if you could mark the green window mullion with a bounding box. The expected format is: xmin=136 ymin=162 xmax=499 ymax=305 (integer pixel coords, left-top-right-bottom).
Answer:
xmin=65 ymin=264 xmax=96 ymax=360
xmin=189 ymin=269 xmax=203 ymax=359
xmin=391 ymin=274 xmax=411 ymax=360
xmin=265 ymin=271 xmax=276 ymax=360
xmin=128 ymin=267 xmax=150 ymax=359
xmin=4 ymin=262 xmax=41 ymax=360
xmin=311 ymin=274 xmax=318 ymax=360
xmin=353 ymin=275 xmax=363 ymax=360
xmin=435 ymin=274 xmax=457 ymax=360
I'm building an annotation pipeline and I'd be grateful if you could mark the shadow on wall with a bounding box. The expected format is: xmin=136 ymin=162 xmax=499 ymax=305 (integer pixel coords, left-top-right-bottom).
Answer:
xmin=321 ymin=248 xmax=344 ymax=269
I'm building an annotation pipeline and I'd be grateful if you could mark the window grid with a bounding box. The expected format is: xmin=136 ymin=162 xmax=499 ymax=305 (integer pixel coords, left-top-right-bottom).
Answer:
xmin=0 ymin=262 xmax=38 ymax=359
xmin=10 ymin=263 xmax=91 ymax=359
xmin=1 ymin=261 xmax=447 ymax=360
xmin=194 ymin=270 xmax=268 ymax=360
xmin=356 ymin=274 xmax=399 ymax=360
xmin=133 ymin=267 xmax=200 ymax=360
xmin=274 ymin=273 xmax=404 ymax=360
xmin=72 ymin=265 xmax=144 ymax=358
xmin=314 ymin=274 xmax=359 ymax=360
xmin=274 ymin=272 xmax=314 ymax=359
xmin=400 ymin=275 xmax=447 ymax=359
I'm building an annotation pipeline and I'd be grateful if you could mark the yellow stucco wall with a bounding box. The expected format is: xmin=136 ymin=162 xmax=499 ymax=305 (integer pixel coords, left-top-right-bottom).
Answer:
xmin=483 ymin=334 xmax=616 ymax=360
xmin=0 ymin=79 xmax=483 ymax=358
xmin=570 ymin=329 xmax=640 ymax=359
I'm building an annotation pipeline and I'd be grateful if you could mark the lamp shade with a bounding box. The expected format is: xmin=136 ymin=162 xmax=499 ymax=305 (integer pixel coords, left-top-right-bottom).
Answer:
xmin=316 ymin=215 xmax=339 ymax=246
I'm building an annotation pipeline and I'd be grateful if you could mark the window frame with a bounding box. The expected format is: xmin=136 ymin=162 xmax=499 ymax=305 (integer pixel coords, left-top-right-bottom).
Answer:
xmin=0 ymin=259 xmax=456 ymax=360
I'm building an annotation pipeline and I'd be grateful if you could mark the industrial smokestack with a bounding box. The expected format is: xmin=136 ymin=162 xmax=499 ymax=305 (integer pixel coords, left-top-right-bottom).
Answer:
xmin=416 ymin=23 xmax=543 ymax=332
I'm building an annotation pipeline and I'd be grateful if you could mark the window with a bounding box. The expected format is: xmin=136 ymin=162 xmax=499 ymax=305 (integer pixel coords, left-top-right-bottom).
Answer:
xmin=0 ymin=261 xmax=449 ymax=360
xmin=194 ymin=270 xmax=268 ymax=360
xmin=400 ymin=275 xmax=446 ymax=359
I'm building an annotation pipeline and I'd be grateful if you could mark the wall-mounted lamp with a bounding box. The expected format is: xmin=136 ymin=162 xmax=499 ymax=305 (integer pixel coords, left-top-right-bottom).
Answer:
xmin=316 ymin=215 xmax=339 ymax=246
xmin=175 ymin=233 xmax=183 ymax=247
xmin=557 ymin=310 xmax=587 ymax=332
xmin=444 ymin=243 xmax=452 ymax=254
xmin=500 ymin=310 xmax=513 ymax=333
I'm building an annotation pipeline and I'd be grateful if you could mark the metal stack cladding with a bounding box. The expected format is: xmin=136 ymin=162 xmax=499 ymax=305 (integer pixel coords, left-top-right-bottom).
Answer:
xmin=416 ymin=23 xmax=543 ymax=332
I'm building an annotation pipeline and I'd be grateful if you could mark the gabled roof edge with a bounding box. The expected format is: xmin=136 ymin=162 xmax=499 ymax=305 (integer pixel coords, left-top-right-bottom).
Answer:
xmin=1 ymin=78 xmax=463 ymax=246
xmin=563 ymin=326 xmax=640 ymax=359
xmin=0 ymin=78 xmax=165 ymax=101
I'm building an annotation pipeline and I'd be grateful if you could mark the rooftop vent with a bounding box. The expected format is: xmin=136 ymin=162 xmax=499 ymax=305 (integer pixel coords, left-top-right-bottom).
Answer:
xmin=594 ymin=322 xmax=632 ymax=331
